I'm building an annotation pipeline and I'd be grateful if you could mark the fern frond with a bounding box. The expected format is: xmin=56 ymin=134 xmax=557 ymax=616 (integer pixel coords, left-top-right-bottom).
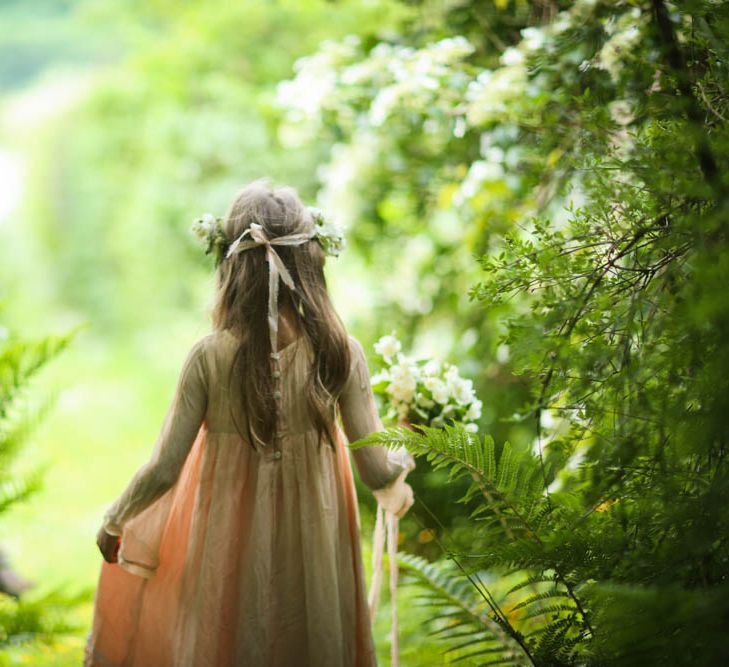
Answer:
xmin=0 ymin=328 xmax=77 ymax=420
xmin=397 ymin=553 xmax=534 ymax=666
xmin=509 ymin=590 xmax=572 ymax=614
xmin=505 ymin=573 xmax=559 ymax=597
xmin=0 ymin=469 xmax=44 ymax=515
xmin=0 ymin=586 xmax=92 ymax=648
xmin=351 ymin=423 xmax=551 ymax=541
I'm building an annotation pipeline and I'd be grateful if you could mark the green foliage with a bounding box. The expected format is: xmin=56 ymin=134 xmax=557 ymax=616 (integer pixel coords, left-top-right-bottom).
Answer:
xmin=343 ymin=1 xmax=729 ymax=661
xmin=0 ymin=327 xmax=78 ymax=517
xmin=0 ymin=322 xmax=83 ymax=654
xmin=0 ymin=588 xmax=88 ymax=650
xmin=353 ymin=424 xmax=590 ymax=665
xmin=5 ymin=0 xmax=729 ymax=662
xmin=18 ymin=0 xmax=410 ymax=334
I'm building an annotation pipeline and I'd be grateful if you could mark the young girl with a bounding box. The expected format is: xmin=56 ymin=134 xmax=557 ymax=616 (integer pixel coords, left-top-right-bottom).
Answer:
xmin=84 ymin=179 xmax=415 ymax=667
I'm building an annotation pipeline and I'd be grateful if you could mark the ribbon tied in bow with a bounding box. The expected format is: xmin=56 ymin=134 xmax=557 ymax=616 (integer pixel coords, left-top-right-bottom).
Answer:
xmin=226 ymin=222 xmax=315 ymax=356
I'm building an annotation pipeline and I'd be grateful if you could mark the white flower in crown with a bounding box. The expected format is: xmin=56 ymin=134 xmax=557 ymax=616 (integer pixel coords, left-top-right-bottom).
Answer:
xmin=192 ymin=212 xmax=218 ymax=239
xmin=308 ymin=206 xmax=346 ymax=257
xmin=191 ymin=212 xmax=228 ymax=266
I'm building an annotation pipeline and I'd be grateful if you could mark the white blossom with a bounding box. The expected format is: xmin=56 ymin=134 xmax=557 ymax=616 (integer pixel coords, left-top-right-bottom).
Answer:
xmin=500 ymin=47 xmax=525 ymax=67
xmin=422 ymin=359 xmax=441 ymax=376
xmin=466 ymin=399 xmax=483 ymax=421
xmin=521 ymin=27 xmax=546 ymax=51
xmin=430 ymin=379 xmax=450 ymax=405
xmin=388 ymin=375 xmax=417 ymax=403
xmin=374 ymin=334 xmax=401 ymax=361
xmin=452 ymin=378 xmax=476 ymax=405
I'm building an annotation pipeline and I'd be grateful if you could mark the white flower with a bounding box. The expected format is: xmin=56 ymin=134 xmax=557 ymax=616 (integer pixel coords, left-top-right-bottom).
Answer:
xmin=452 ymin=378 xmax=476 ymax=405
xmin=465 ymin=423 xmax=479 ymax=433
xmin=387 ymin=355 xmax=418 ymax=403
xmin=465 ymin=399 xmax=482 ymax=421
xmin=597 ymin=24 xmax=641 ymax=81
xmin=430 ymin=380 xmax=450 ymax=405
xmin=500 ymin=47 xmax=525 ymax=66
xmin=422 ymin=360 xmax=441 ymax=376
xmin=388 ymin=375 xmax=417 ymax=403
xmin=521 ymin=27 xmax=546 ymax=51
xmin=423 ymin=376 xmax=441 ymax=392
xmin=374 ymin=334 xmax=401 ymax=362
xmin=444 ymin=364 xmax=461 ymax=384
xmin=192 ymin=212 xmax=218 ymax=239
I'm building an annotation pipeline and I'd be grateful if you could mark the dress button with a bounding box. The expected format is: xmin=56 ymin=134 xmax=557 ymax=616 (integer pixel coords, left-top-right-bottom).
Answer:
xmin=272 ymin=370 xmax=281 ymax=378
xmin=273 ymin=390 xmax=282 ymax=400
xmin=273 ymin=450 xmax=282 ymax=460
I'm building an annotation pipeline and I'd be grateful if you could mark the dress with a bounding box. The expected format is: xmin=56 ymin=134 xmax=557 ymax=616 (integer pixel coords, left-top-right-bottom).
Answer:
xmin=84 ymin=329 xmax=410 ymax=667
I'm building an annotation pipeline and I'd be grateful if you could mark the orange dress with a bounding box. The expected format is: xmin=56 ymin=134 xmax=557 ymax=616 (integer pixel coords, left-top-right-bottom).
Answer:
xmin=84 ymin=330 xmax=410 ymax=667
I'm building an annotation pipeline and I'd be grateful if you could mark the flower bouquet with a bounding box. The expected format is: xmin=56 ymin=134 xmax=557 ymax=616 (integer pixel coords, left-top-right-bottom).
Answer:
xmin=370 ymin=333 xmax=481 ymax=432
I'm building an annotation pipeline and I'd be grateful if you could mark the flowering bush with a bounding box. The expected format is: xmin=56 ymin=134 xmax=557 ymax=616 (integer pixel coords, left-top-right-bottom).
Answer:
xmin=370 ymin=333 xmax=481 ymax=432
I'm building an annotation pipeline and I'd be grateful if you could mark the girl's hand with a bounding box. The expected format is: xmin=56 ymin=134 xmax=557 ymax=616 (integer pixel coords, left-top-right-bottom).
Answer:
xmin=96 ymin=526 xmax=121 ymax=563
xmin=373 ymin=469 xmax=415 ymax=519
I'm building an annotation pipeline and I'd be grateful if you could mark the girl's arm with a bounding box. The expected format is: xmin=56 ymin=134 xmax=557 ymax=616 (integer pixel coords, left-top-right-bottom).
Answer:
xmin=338 ymin=335 xmax=415 ymax=496
xmin=101 ymin=336 xmax=209 ymax=536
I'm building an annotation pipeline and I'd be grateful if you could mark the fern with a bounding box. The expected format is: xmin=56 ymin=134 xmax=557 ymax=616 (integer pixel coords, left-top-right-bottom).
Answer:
xmin=0 ymin=587 xmax=92 ymax=648
xmin=352 ymin=424 xmax=592 ymax=665
xmin=0 ymin=323 xmax=80 ymax=650
xmin=397 ymin=553 xmax=531 ymax=666
xmin=352 ymin=423 xmax=549 ymax=543
xmin=0 ymin=327 xmax=77 ymax=517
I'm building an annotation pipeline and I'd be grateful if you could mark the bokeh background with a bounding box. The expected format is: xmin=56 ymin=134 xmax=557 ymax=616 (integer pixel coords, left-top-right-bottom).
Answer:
xmin=0 ymin=2 xmax=520 ymax=663
xmin=2 ymin=0 xmax=728 ymax=665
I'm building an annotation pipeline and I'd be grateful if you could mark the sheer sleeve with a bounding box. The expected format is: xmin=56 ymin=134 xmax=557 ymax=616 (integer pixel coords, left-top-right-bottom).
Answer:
xmin=338 ymin=335 xmax=413 ymax=491
xmin=101 ymin=336 xmax=209 ymax=536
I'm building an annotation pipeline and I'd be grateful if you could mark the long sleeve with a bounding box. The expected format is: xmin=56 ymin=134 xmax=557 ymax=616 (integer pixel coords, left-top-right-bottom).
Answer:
xmin=338 ymin=335 xmax=414 ymax=492
xmin=102 ymin=336 xmax=209 ymax=536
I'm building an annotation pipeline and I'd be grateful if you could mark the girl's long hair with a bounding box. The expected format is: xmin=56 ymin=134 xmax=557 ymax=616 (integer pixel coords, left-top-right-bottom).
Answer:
xmin=211 ymin=178 xmax=351 ymax=450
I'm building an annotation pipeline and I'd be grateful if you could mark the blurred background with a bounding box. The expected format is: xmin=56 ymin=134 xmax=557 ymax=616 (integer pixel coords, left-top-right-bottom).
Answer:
xmin=0 ymin=1 xmax=527 ymax=663
xmin=3 ymin=0 xmax=727 ymax=665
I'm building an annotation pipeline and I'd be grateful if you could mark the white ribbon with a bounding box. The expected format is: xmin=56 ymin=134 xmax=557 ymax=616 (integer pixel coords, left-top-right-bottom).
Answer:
xmin=369 ymin=506 xmax=400 ymax=667
xmin=226 ymin=222 xmax=315 ymax=356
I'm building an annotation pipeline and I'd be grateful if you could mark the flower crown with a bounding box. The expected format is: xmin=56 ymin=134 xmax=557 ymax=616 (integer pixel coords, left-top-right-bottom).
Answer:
xmin=191 ymin=207 xmax=345 ymax=266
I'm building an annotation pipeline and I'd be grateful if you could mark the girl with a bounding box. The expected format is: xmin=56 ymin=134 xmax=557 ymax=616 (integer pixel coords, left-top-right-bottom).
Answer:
xmin=84 ymin=179 xmax=415 ymax=666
